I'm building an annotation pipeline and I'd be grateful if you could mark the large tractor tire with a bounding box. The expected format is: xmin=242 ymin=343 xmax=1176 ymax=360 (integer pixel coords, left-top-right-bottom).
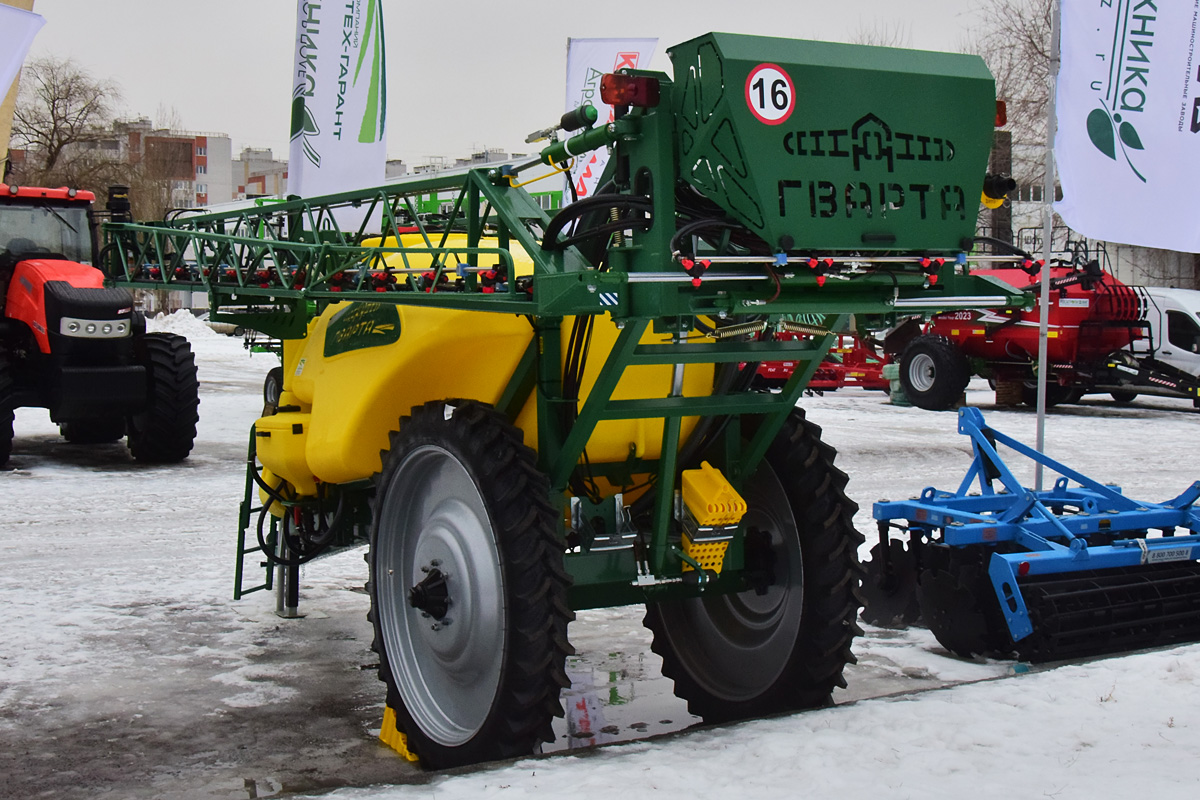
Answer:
xmin=369 ymin=400 xmax=573 ymax=769
xmin=644 ymin=408 xmax=863 ymax=722
xmin=127 ymin=333 xmax=200 ymax=463
xmin=0 ymin=354 xmax=13 ymax=466
xmin=60 ymin=417 xmax=126 ymax=444
xmin=899 ymin=335 xmax=971 ymax=411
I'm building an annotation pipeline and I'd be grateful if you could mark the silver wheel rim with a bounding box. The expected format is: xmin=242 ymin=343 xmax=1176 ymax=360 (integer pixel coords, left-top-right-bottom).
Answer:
xmin=908 ymin=352 xmax=936 ymax=392
xmin=375 ymin=444 xmax=506 ymax=747
xmin=658 ymin=463 xmax=803 ymax=701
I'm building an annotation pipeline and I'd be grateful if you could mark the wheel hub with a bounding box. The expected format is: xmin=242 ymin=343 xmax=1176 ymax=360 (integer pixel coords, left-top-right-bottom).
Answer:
xmin=409 ymin=563 xmax=451 ymax=621
xmin=908 ymin=352 xmax=936 ymax=392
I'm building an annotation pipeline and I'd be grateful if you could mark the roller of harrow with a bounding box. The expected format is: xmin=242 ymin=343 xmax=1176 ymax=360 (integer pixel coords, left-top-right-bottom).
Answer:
xmin=867 ymin=407 xmax=1200 ymax=662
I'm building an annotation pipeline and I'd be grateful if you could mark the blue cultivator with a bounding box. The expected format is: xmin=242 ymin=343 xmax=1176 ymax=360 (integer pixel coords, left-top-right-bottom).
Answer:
xmin=864 ymin=408 xmax=1200 ymax=662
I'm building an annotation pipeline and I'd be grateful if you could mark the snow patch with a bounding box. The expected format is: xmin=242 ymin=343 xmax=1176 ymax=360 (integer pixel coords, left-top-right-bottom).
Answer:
xmin=146 ymin=309 xmax=219 ymax=337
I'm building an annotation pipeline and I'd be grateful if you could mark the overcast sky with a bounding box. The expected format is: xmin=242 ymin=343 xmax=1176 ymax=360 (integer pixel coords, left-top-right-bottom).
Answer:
xmin=28 ymin=0 xmax=989 ymax=165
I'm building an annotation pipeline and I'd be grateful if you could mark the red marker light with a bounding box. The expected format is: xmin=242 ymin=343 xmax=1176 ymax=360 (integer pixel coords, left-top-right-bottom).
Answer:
xmin=600 ymin=73 xmax=661 ymax=108
xmin=995 ymin=100 xmax=1008 ymax=127
xmin=1018 ymin=561 xmax=1031 ymax=577
xmin=816 ymin=274 xmax=827 ymax=287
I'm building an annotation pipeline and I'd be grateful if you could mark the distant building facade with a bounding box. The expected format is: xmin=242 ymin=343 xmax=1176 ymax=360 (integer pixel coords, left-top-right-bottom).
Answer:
xmin=234 ymin=147 xmax=288 ymax=199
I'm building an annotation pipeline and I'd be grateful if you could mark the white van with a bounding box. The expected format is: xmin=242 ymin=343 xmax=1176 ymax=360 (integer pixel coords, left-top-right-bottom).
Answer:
xmin=1131 ymin=288 xmax=1200 ymax=378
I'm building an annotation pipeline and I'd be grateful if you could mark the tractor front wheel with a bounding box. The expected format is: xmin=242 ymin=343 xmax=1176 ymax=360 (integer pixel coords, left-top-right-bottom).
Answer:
xmin=369 ymin=400 xmax=572 ymax=769
xmin=127 ymin=333 xmax=199 ymax=463
xmin=644 ymin=408 xmax=862 ymax=722
xmin=899 ymin=335 xmax=971 ymax=411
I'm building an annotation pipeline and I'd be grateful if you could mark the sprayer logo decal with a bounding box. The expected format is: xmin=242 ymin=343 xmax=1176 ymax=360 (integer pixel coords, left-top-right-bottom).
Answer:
xmin=290 ymin=0 xmax=387 ymax=169
xmin=781 ymin=113 xmax=955 ymax=172
xmin=324 ymin=302 xmax=400 ymax=357
xmin=774 ymin=114 xmax=966 ymax=222
xmin=1084 ymin=0 xmax=1156 ymax=182
xmin=745 ymin=63 xmax=795 ymax=125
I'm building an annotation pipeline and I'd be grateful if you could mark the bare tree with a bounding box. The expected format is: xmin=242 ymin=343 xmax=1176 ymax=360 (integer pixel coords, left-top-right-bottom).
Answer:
xmin=10 ymin=59 xmax=197 ymax=221
xmin=850 ymin=20 xmax=913 ymax=49
xmin=128 ymin=134 xmax=195 ymax=221
xmin=967 ymin=0 xmax=1054 ymax=185
xmin=11 ymin=56 xmax=123 ymax=188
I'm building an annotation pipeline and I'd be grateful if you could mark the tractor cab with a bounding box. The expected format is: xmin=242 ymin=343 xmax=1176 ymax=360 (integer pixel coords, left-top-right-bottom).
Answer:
xmin=0 ymin=186 xmax=97 ymax=316
xmin=0 ymin=185 xmax=96 ymax=265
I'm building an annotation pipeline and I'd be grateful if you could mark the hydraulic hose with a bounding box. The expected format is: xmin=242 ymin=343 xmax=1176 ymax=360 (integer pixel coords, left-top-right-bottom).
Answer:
xmin=541 ymin=195 xmax=653 ymax=251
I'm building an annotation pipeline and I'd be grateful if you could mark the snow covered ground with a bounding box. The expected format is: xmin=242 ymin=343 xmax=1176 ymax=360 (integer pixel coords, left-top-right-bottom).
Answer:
xmin=1 ymin=312 xmax=1198 ymax=799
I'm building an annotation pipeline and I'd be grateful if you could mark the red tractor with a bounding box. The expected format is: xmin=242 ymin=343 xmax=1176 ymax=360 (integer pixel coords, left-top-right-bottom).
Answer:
xmin=0 ymin=185 xmax=198 ymax=464
xmin=897 ymin=261 xmax=1146 ymax=409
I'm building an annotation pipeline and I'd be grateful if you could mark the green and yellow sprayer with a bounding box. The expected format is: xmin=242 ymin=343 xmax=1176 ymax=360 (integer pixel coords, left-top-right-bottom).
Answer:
xmin=101 ymin=32 xmax=1036 ymax=768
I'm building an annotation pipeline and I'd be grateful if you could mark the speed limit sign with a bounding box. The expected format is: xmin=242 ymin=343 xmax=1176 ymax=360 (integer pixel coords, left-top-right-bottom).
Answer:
xmin=745 ymin=63 xmax=795 ymax=125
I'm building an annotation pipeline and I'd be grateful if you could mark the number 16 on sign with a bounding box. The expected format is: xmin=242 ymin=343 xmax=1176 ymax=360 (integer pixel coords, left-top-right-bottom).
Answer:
xmin=745 ymin=63 xmax=795 ymax=125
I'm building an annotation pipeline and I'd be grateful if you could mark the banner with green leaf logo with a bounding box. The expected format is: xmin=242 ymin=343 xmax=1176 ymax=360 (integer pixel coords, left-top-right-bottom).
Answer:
xmin=289 ymin=0 xmax=387 ymax=203
xmin=1056 ymin=0 xmax=1200 ymax=252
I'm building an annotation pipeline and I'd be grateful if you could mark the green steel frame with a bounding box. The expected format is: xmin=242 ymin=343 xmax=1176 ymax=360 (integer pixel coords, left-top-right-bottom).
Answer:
xmin=105 ymin=35 xmax=1028 ymax=607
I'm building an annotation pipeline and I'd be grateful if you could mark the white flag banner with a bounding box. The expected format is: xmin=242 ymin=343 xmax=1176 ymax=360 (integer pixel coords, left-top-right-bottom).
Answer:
xmin=289 ymin=0 xmax=387 ymax=202
xmin=1055 ymin=0 xmax=1200 ymax=252
xmin=565 ymin=38 xmax=657 ymax=199
xmin=0 ymin=5 xmax=45 ymax=100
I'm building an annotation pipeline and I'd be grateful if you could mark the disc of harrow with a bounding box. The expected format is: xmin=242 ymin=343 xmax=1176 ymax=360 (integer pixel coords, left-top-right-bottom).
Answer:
xmin=916 ymin=565 xmax=1003 ymax=659
xmin=861 ymin=540 xmax=922 ymax=627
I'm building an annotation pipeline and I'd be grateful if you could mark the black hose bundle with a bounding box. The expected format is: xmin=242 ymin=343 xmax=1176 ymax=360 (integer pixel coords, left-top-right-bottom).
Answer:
xmin=541 ymin=194 xmax=654 ymax=253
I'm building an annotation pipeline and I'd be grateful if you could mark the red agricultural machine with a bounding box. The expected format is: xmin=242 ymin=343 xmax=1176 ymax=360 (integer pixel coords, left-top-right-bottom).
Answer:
xmin=0 ymin=185 xmax=199 ymax=464
xmin=757 ymin=331 xmax=889 ymax=392
xmin=897 ymin=257 xmax=1200 ymax=410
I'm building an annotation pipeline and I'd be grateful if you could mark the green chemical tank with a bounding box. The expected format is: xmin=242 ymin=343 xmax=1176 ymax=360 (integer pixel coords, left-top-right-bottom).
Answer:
xmin=670 ymin=32 xmax=996 ymax=253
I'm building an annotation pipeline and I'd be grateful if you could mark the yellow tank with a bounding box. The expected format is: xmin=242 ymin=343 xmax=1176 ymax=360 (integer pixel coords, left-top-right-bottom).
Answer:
xmin=254 ymin=234 xmax=714 ymax=496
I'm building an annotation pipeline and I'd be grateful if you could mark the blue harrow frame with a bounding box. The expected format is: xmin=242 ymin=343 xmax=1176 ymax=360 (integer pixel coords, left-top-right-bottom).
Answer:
xmin=873 ymin=407 xmax=1200 ymax=644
